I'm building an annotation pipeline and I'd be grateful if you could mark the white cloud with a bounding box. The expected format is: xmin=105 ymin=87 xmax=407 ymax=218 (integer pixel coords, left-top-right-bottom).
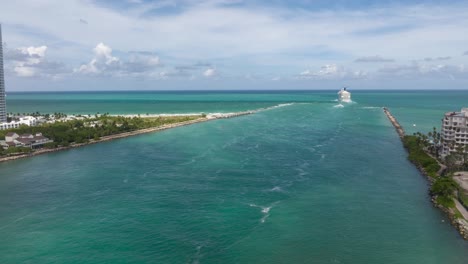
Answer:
xmin=355 ymin=55 xmax=394 ymax=63
xmin=76 ymin=43 xmax=120 ymax=74
xmin=377 ymin=62 xmax=467 ymax=79
xmin=94 ymin=43 xmax=119 ymax=65
xmin=159 ymin=69 xmax=191 ymax=79
xmin=299 ymin=64 xmax=367 ymax=80
xmin=423 ymin=56 xmax=451 ymax=61
xmin=2 ymin=0 xmax=468 ymax=88
xmin=14 ymin=66 xmax=36 ymax=77
xmin=203 ymin=68 xmax=216 ymax=77
xmin=3 ymin=1 xmax=468 ymax=60
xmin=13 ymin=46 xmax=47 ymax=76
xmin=75 ymin=43 xmax=161 ymax=76
xmin=5 ymin=45 xmax=66 ymax=78
xmin=22 ymin=46 xmax=47 ymax=58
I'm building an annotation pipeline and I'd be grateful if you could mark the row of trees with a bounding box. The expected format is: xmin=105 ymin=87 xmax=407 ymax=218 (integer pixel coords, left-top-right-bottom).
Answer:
xmin=403 ymin=135 xmax=441 ymax=178
xmin=411 ymin=127 xmax=468 ymax=211
xmin=412 ymin=126 xmax=441 ymax=157
xmin=413 ymin=127 xmax=468 ymax=171
xmin=0 ymin=146 xmax=33 ymax=156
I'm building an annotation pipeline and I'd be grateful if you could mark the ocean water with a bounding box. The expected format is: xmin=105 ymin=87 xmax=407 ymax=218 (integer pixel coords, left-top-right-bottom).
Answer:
xmin=1 ymin=91 xmax=468 ymax=263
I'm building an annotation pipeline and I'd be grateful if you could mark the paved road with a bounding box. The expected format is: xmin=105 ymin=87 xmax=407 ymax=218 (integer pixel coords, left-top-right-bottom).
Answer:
xmin=454 ymin=171 xmax=468 ymax=191
xmin=454 ymin=199 xmax=468 ymax=220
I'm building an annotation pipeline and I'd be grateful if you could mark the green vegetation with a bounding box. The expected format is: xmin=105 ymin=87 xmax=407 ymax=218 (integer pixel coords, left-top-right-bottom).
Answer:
xmin=431 ymin=176 xmax=458 ymax=208
xmin=445 ymin=145 xmax=468 ymax=172
xmin=402 ymin=135 xmax=441 ymax=178
xmin=459 ymin=188 xmax=468 ymax=210
xmin=413 ymin=127 xmax=441 ymax=157
xmin=0 ymin=114 xmax=202 ymax=157
xmin=0 ymin=146 xmax=33 ymax=156
xmin=453 ymin=208 xmax=463 ymax=219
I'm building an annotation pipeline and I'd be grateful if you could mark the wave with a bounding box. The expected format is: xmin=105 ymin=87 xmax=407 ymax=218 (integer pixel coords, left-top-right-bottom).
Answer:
xmin=333 ymin=104 xmax=344 ymax=108
xmin=269 ymin=186 xmax=283 ymax=192
xmin=189 ymin=245 xmax=203 ymax=264
xmin=261 ymin=206 xmax=272 ymax=214
xmin=249 ymin=202 xmax=280 ymax=223
xmin=361 ymin=106 xmax=380 ymax=109
xmin=256 ymin=103 xmax=294 ymax=112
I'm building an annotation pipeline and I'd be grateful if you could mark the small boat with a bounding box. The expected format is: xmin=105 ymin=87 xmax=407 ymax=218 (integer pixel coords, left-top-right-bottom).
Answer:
xmin=337 ymin=87 xmax=351 ymax=103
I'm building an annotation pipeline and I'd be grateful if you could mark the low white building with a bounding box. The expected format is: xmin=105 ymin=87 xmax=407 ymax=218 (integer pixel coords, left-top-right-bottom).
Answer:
xmin=441 ymin=108 xmax=468 ymax=157
xmin=0 ymin=116 xmax=37 ymax=130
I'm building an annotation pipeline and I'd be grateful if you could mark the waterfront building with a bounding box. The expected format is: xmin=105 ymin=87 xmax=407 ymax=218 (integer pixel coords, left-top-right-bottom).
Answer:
xmin=0 ymin=116 xmax=37 ymax=130
xmin=441 ymin=108 xmax=468 ymax=157
xmin=2 ymin=132 xmax=52 ymax=149
xmin=0 ymin=24 xmax=7 ymax=123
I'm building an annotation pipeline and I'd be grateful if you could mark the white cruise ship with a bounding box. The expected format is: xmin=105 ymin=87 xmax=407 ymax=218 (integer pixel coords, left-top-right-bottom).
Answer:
xmin=337 ymin=87 xmax=351 ymax=103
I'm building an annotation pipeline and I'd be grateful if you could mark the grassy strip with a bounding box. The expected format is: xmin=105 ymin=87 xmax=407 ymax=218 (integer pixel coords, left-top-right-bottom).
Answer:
xmin=459 ymin=190 xmax=468 ymax=210
xmin=431 ymin=176 xmax=457 ymax=209
xmin=402 ymin=135 xmax=440 ymax=178
xmin=402 ymin=136 xmax=460 ymax=212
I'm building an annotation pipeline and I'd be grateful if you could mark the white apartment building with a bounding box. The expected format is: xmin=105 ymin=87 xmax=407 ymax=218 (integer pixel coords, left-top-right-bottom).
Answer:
xmin=441 ymin=108 xmax=468 ymax=157
xmin=0 ymin=116 xmax=37 ymax=130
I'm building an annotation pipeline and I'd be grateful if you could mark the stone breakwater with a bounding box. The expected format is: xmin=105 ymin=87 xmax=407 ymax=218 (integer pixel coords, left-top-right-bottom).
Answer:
xmin=383 ymin=107 xmax=405 ymax=138
xmin=383 ymin=107 xmax=468 ymax=240
xmin=0 ymin=111 xmax=255 ymax=164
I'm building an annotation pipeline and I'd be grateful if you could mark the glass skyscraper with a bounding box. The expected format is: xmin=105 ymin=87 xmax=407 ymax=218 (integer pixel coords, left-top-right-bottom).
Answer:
xmin=0 ymin=24 xmax=7 ymax=123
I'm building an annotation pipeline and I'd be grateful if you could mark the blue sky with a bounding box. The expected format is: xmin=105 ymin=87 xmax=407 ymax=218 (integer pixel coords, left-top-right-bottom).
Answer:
xmin=1 ymin=0 xmax=468 ymax=91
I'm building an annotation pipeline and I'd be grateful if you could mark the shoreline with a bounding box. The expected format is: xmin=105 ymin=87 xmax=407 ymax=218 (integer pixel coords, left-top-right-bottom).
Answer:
xmin=383 ymin=107 xmax=468 ymax=240
xmin=0 ymin=110 xmax=255 ymax=164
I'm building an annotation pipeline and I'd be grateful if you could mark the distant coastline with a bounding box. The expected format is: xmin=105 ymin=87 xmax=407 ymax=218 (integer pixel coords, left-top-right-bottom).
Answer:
xmin=0 ymin=111 xmax=254 ymax=164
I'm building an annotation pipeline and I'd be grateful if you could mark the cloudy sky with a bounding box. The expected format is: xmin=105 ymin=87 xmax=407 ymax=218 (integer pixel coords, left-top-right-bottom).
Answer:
xmin=1 ymin=0 xmax=468 ymax=91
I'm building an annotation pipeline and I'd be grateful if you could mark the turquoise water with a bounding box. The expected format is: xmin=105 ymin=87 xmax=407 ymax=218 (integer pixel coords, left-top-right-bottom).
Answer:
xmin=1 ymin=91 xmax=468 ymax=263
xmin=5 ymin=91 xmax=331 ymax=115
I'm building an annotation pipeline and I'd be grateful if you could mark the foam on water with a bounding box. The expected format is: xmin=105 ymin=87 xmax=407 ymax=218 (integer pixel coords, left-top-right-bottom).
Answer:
xmin=361 ymin=106 xmax=380 ymax=109
xmin=269 ymin=186 xmax=283 ymax=192
xmin=249 ymin=202 xmax=279 ymax=223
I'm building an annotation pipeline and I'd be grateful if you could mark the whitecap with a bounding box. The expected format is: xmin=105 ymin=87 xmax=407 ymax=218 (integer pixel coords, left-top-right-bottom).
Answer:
xmin=333 ymin=104 xmax=344 ymax=108
xmin=249 ymin=202 xmax=280 ymax=223
xmin=361 ymin=106 xmax=379 ymax=109
xmin=260 ymin=214 xmax=269 ymax=223
xmin=262 ymin=206 xmax=272 ymax=214
xmin=270 ymin=186 xmax=283 ymax=192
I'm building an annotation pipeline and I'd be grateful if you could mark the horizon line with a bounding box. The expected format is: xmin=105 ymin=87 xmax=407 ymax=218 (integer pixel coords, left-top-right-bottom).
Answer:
xmin=5 ymin=88 xmax=468 ymax=93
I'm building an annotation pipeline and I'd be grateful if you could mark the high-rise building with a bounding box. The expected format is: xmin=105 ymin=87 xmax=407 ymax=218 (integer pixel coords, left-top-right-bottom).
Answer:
xmin=441 ymin=108 xmax=468 ymax=157
xmin=0 ymin=24 xmax=7 ymax=123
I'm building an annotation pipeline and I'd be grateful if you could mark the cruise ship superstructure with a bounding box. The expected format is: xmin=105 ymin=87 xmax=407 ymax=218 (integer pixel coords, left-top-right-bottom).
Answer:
xmin=337 ymin=87 xmax=351 ymax=103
